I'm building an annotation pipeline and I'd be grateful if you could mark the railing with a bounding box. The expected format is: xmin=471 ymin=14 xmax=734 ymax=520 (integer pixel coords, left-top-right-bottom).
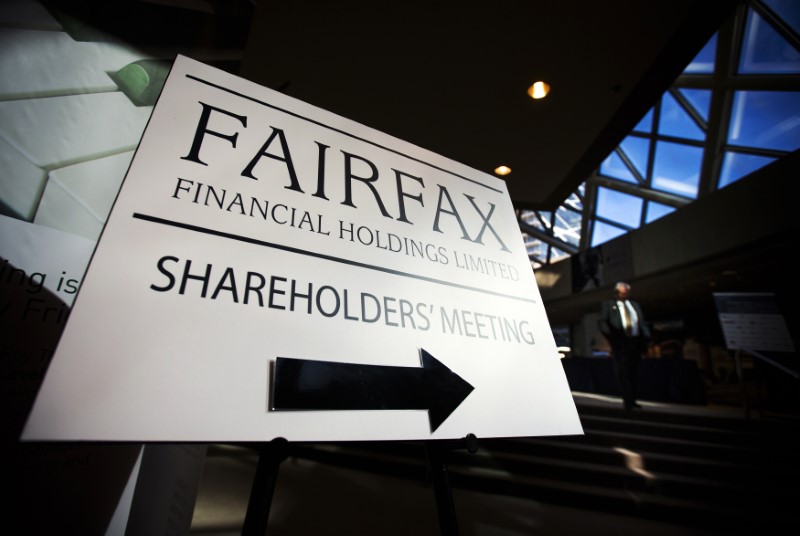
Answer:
xmin=734 ymin=348 xmax=800 ymax=419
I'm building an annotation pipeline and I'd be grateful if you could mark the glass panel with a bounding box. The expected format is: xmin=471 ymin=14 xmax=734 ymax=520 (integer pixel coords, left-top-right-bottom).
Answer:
xmin=739 ymin=9 xmax=800 ymax=74
xmin=683 ymin=33 xmax=717 ymax=74
xmin=595 ymin=187 xmax=643 ymax=228
xmin=555 ymin=207 xmax=582 ymax=230
xmin=549 ymin=246 xmax=571 ymax=264
xmin=591 ymin=220 xmax=627 ymax=247
xmin=645 ymin=201 xmax=676 ymax=224
xmin=718 ymin=151 xmax=777 ymax=188
xmin=522 ymin=232 xmax=547 ymax=260
xmin=619 ymin=136 xmax=650 ymax=176
xmin=764 ymin=0 xmax=800 ymax=34
xmin=553 ymin=206 xmax=582 ymax=247
xmin=678 ymin=88 xmax=712 ymax=122
xmin=562 ymin=190 xmax=583 ymax=212
xmin=652 ymin=141 xmax=703 ymax=198
xmin=728 ymin=91 xmax=800 ymax=151
xmin=522 ymin=234 xmax=536 ymax=249
xmin=599 ymin=151 xmax=637 ymax=183
xmin=537 ymin=210 xmax=553 ymax=230
xmin=632 ymin=108 xmax=654 ymax=133
xmin=658 ymin=93 xmax=705 ymax=140
xmin=519 ymin=210 xmax=537 ymax=226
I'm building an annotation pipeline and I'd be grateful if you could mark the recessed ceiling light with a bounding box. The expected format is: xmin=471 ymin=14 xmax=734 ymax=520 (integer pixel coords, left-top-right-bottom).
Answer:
xmin=494 ymin=165 xmax=512 ymax=176
xmin=527 ymin=81 xmax=551 ymax=99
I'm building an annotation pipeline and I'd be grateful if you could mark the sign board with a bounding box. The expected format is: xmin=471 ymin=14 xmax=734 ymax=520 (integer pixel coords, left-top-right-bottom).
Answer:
xmin=713 ymin=292 xmax=795 ymax=353
xmin=22 ymin=55 xmax=582 ymax=442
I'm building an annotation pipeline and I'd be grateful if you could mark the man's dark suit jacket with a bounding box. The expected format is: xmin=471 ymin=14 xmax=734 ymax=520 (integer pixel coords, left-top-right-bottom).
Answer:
xmin=598 ymin=298 xmax=651 ymax=353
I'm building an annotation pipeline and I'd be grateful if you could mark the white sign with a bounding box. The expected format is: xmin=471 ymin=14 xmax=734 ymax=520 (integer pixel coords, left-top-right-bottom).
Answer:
xmin=714 ymin=292 xmax=795 ymax=353
xmin=22 ymin=55 xmax=582 ymax=442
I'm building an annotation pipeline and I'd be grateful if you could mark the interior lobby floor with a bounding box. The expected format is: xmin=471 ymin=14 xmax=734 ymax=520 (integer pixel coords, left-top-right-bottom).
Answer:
xmin=189 ymin=393 xmax=744 ymax=536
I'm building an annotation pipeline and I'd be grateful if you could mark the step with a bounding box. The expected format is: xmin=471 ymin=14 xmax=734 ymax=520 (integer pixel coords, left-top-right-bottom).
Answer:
xmin=525 ymin=429 xmax=795 ymax=466
xmin=480 ymin=436 xmax=787 ymax=484
xmin=444 ymin=448 xmax=783 ymax=508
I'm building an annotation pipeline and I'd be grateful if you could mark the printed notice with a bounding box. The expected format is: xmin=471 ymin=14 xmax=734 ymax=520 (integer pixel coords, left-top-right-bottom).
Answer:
xmin=714 ymin=292 xmax=795 ymax=353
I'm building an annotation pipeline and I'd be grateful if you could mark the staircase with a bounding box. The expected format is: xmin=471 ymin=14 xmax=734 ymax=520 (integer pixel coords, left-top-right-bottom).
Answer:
xmin=285 ymin=396 xmax=800 ymax=534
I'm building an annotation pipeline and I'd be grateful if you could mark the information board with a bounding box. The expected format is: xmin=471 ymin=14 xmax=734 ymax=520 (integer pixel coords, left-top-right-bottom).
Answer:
xmin=714 ymin=292 xmax=795 ymax=353
xmin=22 ymin=55 xmax=582 ymax=442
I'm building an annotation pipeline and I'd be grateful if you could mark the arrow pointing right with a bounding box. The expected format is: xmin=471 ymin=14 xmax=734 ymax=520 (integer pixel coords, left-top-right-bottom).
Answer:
xmin=272 ymin=349 xmax=474 ymax=432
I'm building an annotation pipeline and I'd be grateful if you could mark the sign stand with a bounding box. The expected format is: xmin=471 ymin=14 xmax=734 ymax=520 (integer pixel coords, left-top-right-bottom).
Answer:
xmin=714 ymin=292 xmax=797 ymax=418
xmin=241 ymin=438 xmax=290 ymax=536
xmin=732 ymin=349 xmax=750 ymax=419
xmin=425 ymin=433 xmax=480 ymax=536
xmin=239 ymin=434 xmax=478 ymax=536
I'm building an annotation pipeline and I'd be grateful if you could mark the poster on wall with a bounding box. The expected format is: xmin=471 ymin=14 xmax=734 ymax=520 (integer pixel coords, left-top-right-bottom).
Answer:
xmin=1 ymin=3 xmax=247 ymax=533
xmin=22 ymin=54 xmax=582 ymax=442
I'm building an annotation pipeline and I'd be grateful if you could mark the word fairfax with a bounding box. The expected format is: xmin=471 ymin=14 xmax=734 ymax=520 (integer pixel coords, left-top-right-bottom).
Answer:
xmin=180 ymin=102 xmax=510 ymax=252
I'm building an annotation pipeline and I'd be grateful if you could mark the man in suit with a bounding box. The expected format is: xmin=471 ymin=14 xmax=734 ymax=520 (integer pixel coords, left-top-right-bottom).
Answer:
xmin=598 ymin=281 xmax=651 ymax=410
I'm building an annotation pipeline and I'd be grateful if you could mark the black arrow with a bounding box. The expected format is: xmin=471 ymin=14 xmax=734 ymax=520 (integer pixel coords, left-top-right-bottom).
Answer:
xmin=271 ymin=349 xmax=474 ymax=432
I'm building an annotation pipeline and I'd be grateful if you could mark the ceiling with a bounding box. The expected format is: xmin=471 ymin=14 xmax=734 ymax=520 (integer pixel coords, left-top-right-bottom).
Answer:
xmin=41 ymin=0 xmax=740 ymax=211
xmin=239 ymin=0 xmax=741 ymax=210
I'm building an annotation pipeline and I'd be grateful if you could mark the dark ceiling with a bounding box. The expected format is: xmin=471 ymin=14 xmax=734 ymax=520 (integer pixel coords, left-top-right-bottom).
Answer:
xmin=41 ymin=0 xmax=740 ymax=211
xmin=239 ymin=0 xmax=741 ymax=210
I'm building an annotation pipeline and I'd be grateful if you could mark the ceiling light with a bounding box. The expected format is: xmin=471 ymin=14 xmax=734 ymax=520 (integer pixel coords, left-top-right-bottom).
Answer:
xmin=527 ymin=81 xmax=551 ymax=99
xmin=494 ymin=165 xmax=512 ymax=176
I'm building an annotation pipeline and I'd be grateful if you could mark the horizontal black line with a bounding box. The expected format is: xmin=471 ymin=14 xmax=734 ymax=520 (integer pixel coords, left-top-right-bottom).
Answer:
xmin=132 ymin=213 xmax=536 ymax=304
xmin=185 ymin=74 xmax=503 ymax=195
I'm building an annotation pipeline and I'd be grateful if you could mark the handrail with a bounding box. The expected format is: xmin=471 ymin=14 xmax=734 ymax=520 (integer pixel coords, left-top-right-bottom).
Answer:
xmin=741 ymin=347 xmax=800 ymax=380
xmin=735 ymin=348 xmax=799 ymax=419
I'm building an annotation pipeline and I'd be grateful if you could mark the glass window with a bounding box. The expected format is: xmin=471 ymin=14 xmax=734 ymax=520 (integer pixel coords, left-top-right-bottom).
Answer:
xmin=591 ymin=220 xmax=627 ymax=247
xmin=599 ymin=151 xmax=637 ymax=183
xmin=537 ymin=211 xmax=553 ymax=230
xmin=562 ymin=185 xmax=584 ymax=212
xmin=595 ymin=187 xmax=643 ymax=228
xmin=619 ymin=136 xmax=650 ymax=176
xmin=718 ymin=151 xmax=777 ymax=188
xmin=678 ymin=88 xmax=712 ymax=122
xmin=658 ymin=93 xmax=705 ymax=140
xmin=764 ymin=0 xmax=800 ymax=34
xmin=517 ymin=3 xmax=800 ymax=267
xmin=519 ymin=210 xmax=536 ymax=225
xmin=549 ymin=246 xmax=571 ymax=264
xmin=554 ymin=206 xmax=582 ymax=246
xmin=652 ymin=141 xmax=703 ymax=198
xmin=728 ymin=91 xmax=800 ymax=151
xmin=683 ymin=33 xmax=717 ymax=74
xmin=633 ymin=108 xmax=654 ymax=133
xmin=522 ymin=232 xmax=547 ymax=261
xmin=739 ymin=9 xmax=800 ymax=74
xmin=645 ymin=201 xmax=676 ymax=223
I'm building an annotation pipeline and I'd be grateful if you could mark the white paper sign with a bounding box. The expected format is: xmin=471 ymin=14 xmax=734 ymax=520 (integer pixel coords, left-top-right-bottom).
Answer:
xmin=22 ymin=55 xmax=582 ymax=442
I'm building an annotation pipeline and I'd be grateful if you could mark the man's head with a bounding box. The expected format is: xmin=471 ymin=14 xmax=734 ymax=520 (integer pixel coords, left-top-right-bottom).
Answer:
xmin=614 ymin=281 xmax=631 ymax=300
